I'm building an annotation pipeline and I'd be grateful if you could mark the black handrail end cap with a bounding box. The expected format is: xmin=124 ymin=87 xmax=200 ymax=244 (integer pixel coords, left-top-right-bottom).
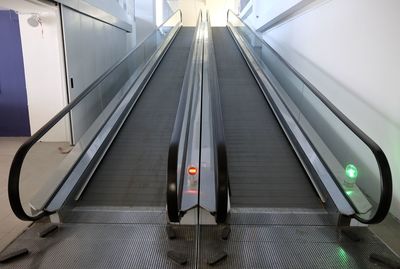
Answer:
xmin=167 ymin=250 xmax=187 ymax=265
xmin=0 ymin=248 xmax=29 ymax=263
xmin=369 ymin=253 xmax=400 ymax=269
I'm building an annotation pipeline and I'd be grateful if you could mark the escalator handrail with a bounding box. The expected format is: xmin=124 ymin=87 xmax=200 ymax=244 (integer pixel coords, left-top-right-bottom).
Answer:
xmin=167 ymin=11 xmax=203 ymax=222
xmin=8 ymin=10 xmax=183 ymax=221
xmin=205 ymin=11 xmax=229 ymax=223
xmin=226 ymin=10 xmax=392 ymax=224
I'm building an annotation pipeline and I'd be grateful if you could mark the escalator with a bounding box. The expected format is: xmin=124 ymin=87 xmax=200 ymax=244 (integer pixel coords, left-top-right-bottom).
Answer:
xmin=3 ymin=11 xmax=200 ymax=268
xmin=2 ymin=9 xmax=398 ymax=269
xmin=77 ymin=27 xmax=193 ymax=208
xmin=196 ymin=11 xmax=397 ymax=269
xmin=213 ymin=26 xmax=322 ymax=210
xmin=215 ymin=11 xmax=393 ymax=226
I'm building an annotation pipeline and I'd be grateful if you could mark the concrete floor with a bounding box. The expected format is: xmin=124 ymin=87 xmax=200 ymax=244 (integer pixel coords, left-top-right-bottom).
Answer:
xmin=370 ymin=214 xmax=400 ymax=256
xmin=0 ymin=137 xmax=31 ymax=252
xmin=0 ymin=136 xmax=71 ymax=253
xmin=1 ymin=137 xmax=399 ymax=258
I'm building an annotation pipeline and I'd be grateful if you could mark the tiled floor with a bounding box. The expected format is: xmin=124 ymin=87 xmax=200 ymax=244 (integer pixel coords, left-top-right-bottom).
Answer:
xmin=0 ymin=137 xmax=31 ymax=252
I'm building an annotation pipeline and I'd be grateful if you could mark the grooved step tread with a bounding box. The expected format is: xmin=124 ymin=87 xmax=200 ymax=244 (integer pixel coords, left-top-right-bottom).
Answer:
xmin=78 ymin=28 xmax=195 ymax=207
xmin=212 ymin=27 xmax=321 ymax=209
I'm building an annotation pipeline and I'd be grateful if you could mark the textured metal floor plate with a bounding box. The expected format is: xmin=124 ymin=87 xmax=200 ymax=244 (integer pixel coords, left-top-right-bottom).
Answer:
xmin=62 ymin=206 xmax=167 ymax=224
xmin=2 ymin=222 xmax=399 ymax=268
xmin=198 ymin=225 xmax=400 ymax=269
xmin=0 ymin=223 xmax=196 ymax=269
xmin=229 ymin=208 xmax=338 ymax=226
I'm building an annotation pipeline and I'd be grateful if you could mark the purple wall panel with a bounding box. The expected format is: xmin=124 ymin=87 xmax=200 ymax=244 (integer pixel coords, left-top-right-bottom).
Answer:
xmin=0 ymin=10 xmax=30 ymax=136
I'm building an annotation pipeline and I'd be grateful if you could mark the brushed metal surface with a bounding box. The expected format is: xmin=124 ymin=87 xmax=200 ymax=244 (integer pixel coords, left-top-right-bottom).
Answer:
xmin=0 ymin=223 xmax=196 ymax=269
xmin=2 ymin=222 xmax=399 ymax=269
xmin=198 ymin=225 xmax=400 ymax=268
xmin=56 ymin=0 xmax=132 ymax=32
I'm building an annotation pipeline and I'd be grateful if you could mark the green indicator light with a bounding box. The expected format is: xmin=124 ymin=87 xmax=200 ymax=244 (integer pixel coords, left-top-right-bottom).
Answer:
xmin=344 ymin=164 xmax=358 ymax=188
xmin=345 ymin=190 xmax=353 ymax=196
xmin=345 ymin=164 xmax=358 ymax=180
xmin=338 ymin=247 xmax=349 ymax=263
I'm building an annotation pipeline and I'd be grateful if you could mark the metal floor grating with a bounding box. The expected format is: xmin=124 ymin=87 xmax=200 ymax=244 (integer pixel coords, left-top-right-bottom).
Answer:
xmin=2 ymin=222 xmax=399 ymax=268
xmin=228 ymin=208 xmax=338 ymax=226
xmin=62 ymin=206 xmax=167 ymax=224
xmin=0 ymin=223 xmax=196 ymax=269
xmin=198 ymin=225 xmax=400 ymax=269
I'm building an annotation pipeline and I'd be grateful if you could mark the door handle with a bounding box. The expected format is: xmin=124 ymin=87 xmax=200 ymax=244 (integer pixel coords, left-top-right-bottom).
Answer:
xmin=70 ymin=77 xmax=74 ymax=89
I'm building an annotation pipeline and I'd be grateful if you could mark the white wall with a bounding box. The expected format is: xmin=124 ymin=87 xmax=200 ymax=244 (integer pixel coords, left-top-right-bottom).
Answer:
xmin=135 ymin=0 xmax=156 ymax=44
xmin=245 ymin=0 xmax=400 ymax=219
xmin=1 ymin=0 xmax=69 ymax=141
xmin=251 ymin=0 xmax=303 ymax=29
xmin=206 ymin=0 xmax=240 ymax=26
xmin=166 ymin=0 xmax=240 ymax=26
xmin=166 ymin=0 xmax=204 ymax=26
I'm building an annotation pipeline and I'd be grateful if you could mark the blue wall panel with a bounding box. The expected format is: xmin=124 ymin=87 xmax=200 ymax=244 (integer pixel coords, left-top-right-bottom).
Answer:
xmin=0 ymin=10 xmax=31 ymax=136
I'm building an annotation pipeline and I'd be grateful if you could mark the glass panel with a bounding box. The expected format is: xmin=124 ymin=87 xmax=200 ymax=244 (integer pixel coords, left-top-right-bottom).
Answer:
xmin=17 ymin=12 xmax=182 ymax=218
xmin=227 ymin=11 xmax=385 ymax=221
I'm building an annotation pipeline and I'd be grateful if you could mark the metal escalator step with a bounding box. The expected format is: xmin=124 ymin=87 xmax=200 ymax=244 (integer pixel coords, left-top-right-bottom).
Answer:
xmin=78 ymin=28 xmax=195 ymax=208
xmin=212 ymin=27 xmax=321 ymax=209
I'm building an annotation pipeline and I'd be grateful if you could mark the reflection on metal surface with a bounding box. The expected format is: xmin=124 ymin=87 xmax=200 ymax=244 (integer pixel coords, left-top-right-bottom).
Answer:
xmin=56 ymin=0 xmax=132 ymax=32
xmin=227 ymin=21 xmax=354 ymax=217
xmin=7 ymin=11 xmax=183 ymax=221
xmin=180 ymin=18 xmax=203 ymax=212
xmin=345 ymin=164 xmax=358 ymax=183
xmin=47 ymin=19 xmax=182 ymax=213
xmin=226 ymin=10 xmax=392 ymax=224
xmin=188 ymin=166 xmax=198 ymax=175
xmin=225 ymin=11 xmax=394 ymax=222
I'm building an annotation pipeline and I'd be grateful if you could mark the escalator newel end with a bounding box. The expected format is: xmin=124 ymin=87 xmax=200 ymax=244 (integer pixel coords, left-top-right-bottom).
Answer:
xmin=167 ymin=250 xmax=188 ymax=265
xmin=0 ymin=248 xmax=29 ymax=263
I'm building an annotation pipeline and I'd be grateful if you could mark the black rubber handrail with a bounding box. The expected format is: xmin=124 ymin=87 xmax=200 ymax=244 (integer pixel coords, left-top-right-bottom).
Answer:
xmin=8 ymin=10 xmax=183 ymax=221
xmin=167 ymin=11 xmax=203 ymax=222
xmin=227 ymin=10 xmax=392 ymax=224
xmin=205 ymin=12 xmax=229 ymax=223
